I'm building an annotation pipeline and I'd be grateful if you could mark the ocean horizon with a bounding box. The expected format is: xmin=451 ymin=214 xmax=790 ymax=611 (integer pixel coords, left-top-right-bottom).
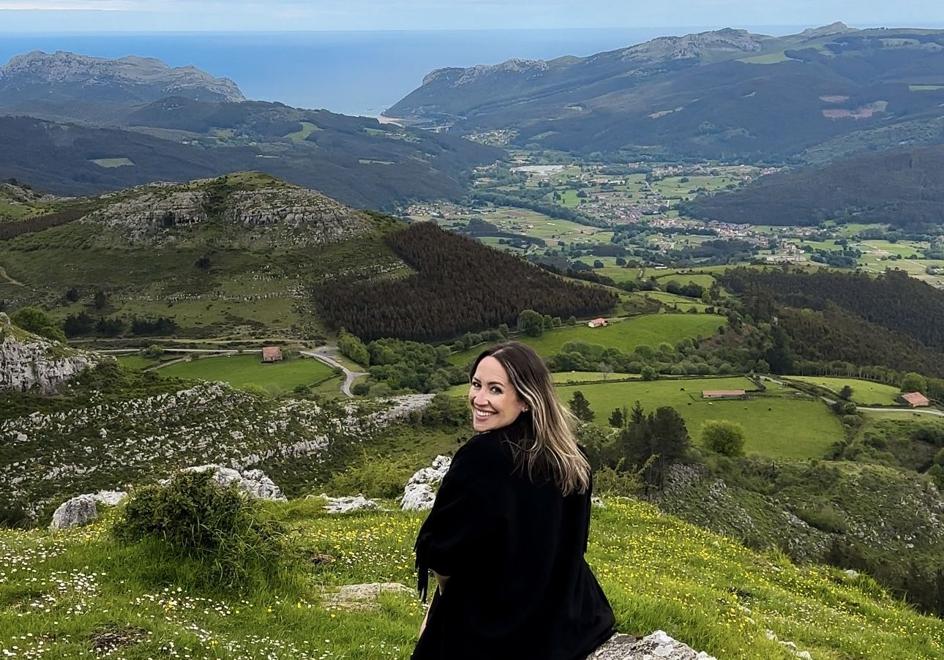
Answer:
xmin=0 ymin=26 xmax=812 ymax=117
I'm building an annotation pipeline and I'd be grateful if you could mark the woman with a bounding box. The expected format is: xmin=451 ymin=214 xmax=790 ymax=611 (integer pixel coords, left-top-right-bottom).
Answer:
xmin=412 ymin=341 xmax=615 ymax=660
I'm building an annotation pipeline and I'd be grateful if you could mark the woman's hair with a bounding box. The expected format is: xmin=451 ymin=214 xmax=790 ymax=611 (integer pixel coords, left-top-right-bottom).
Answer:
xmin=470 ymin=341 xmax=591 ymax=496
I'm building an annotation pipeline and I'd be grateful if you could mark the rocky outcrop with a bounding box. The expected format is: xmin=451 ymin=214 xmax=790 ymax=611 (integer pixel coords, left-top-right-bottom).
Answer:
xmin=619 ymin=28 xmax=763 ymax=63
xmin=401 ymin=455 xmax=451 ymax=511
xmin=319 ymin=494 xmax=380 ymax=514
xmin=322 ymin=583 xmax=413 ymax=611
xmin=49 ymin=490 xmax=127 ymax=530
xmin=589 ymin=631 xmax=716 ymax=660
xmin=81 ymin=179 xmax=373 ymax=247
xmin=0 ymin=314 xmax=98 ymax=394
xmin=0 ymin=50 xmax=245 ymax=104
xmin=175 ymin=465 xmax=286 ymax=501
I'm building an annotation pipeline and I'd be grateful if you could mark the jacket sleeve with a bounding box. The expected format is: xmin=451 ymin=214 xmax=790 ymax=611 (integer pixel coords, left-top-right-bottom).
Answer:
xmin=413 ymin=442 xmax=504 ymax=601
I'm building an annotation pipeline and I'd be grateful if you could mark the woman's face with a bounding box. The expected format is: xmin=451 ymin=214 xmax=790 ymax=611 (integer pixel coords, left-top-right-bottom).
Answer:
xmin=469 ymin=356 xmax=528 ymax=432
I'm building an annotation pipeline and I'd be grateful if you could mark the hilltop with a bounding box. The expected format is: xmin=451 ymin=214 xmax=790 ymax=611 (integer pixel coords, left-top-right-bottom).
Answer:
xmin=387 ymin=24 xmax=944 ymax=162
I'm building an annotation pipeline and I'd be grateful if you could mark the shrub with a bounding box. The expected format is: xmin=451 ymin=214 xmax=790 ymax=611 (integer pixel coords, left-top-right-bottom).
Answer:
xmin=112 ymin=471 xmax=284 ymax=591
xmin=701 ymin=420 xmax=746 ymax=457
xmin=325 ymin=453 xmax=413 ymax=499
xmin=593 ymin=465 xmax=642 ymax=497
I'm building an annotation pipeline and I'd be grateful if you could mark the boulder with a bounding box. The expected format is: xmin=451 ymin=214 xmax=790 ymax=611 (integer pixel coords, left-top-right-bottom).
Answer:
xmin=323 ymin=582 xmax=413 ymax=611
xmin=319 ymin=494 xmax=380 ymax=514
xmin=177 ymin=465 xmax=285 ymax=500
xmin=49 ymin=490 xmax=128 ymax=529
xmin=589 ymin=631 xmax=716 ymax=660
xmin=0 ymin=313 xmax=98 ymax=394
xmin=401 ymin=455 xmax=451 ymax=511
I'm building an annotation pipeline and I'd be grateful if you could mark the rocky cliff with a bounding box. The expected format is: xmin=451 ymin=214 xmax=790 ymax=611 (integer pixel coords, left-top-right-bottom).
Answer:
xmin=0 ymin=313 xmax=98 ymax=394
xmin=0 ymin=50 xmax=245 ymax=105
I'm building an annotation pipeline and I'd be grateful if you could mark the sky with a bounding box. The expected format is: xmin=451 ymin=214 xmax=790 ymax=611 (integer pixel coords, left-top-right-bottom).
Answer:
xmin=2 ymin=0 xmax=944 ymax=32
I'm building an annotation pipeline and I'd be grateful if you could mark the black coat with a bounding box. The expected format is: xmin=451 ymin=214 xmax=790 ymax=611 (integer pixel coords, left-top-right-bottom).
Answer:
xmin=412 ymin=426 xmax=615 ymax=660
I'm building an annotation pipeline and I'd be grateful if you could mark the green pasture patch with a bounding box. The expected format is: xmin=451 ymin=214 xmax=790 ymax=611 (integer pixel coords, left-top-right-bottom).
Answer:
xmin=116 ymin=354 xmax=163 ymax=371
xmin=740 ymin=51 xmax=792 ymax=64
xmin=159 ymin=353 xmax=336 ymax=395
xmin=558 ymin=378 xmax=842 ymax=460
xmin=90 ymin=157 xmax=135 ymax=168
xmin=909 ymin=84 xmax=944 ymax=91
xmin=285 ymin=121 xmax=320 ymax=141
xmin=786 ymin=377 xmax=903 ymax=406
xmin=641 ymin=292 xmax=710 ymax=312
xmin=654 ymin=272 xmax=717 ymax=289
xmin=552 ymin=371 xmax=636 ymax=384
xmin=449 ymin=314 xmax=726 ymax=366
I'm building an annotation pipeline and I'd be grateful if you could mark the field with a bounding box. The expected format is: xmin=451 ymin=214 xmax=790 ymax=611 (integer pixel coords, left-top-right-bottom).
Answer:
xmin=158 ymin=353 xmax=339 ymax=395
xmin=449 ymin=313 xmax=726 ymax=366
xmin=1 ymin=496 xmax=939 ymax=658
xmin=786 ymin=376 xmax=903 ymax=406
xmin=557 ymin=377 xmax=842 ymax=460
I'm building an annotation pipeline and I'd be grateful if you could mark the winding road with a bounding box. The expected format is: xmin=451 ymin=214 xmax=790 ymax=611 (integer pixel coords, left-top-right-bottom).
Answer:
xmin=301 ymin=347 xmax=368 ymax=398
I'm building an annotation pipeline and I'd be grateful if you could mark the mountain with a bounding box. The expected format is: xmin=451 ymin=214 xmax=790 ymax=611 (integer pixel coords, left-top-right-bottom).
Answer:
xmin=0 ymin=50 xmax=244 ymax=123
xmin=682 ymin=144 xmax=944 ymax=227
xmin=0 ymin=52 xmax=502 ymax=208
xmin=386 ymin=24 xmax=944 ymax=162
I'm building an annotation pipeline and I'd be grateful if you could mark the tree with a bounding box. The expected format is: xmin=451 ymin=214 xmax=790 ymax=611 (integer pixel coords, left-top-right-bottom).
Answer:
xmin=93 ymin=289 xmax=108 ymax=311
xmin=338 ymin=329 xmax=370 ymax=366
xmin=568 ymin=391 xmax=595 ymax=422
xmin=10 ymin=306 xmax=66 ymax=342
xmin=517 ymin=309 xmax=545 ymax=337
xmin=641 ymin=366 xmax=658 ymax=381
xmin=901 ymin=372 xmax=928 ymax=394
xmin=838 ymin=385 xmax=854 ymax=401
xmin=616 ymin=405 xmax=690 ymax=489
xmin=64 ymin=287 xmax=80 ymax=303
xmin=608 ymin=407 xmax=625 ymax=429
xmin=701 ymin=420 xmax=746 ymax=457
xmin=764 ymin=324 xmax=794 ymax=374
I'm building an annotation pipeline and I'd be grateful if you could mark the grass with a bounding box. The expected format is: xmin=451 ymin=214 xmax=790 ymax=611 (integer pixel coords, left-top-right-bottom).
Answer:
xmin=909 ymin=84 xmax=944 ymax=91
xmin=116 ymin=354 xmax=163 ymax=371
xmin=740 ymin=51 xmax=792 ymax=64
xmin=285 ymin=121 xmax=320 ymax=141
xmin=786 ymin=376 xmax=903 ymax=406
xmin=450 ymin=314 xmax=725 ymax=366
xmin=557 ymin=377 xmax=842 ymax=460
xmin=90 ymin=157 xmax=135 ymax=168
xmin=0 ymin=496 xmax=941 ymax=658
xmin=159 ymin=353 xmax=337 ymax=395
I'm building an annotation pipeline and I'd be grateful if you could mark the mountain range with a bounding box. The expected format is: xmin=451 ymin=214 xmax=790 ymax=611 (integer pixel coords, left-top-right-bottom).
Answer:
xmin=386 ymin=23 xmax=944 ymax=163
xmin=0 ymin=51 xmax=500 ymax=207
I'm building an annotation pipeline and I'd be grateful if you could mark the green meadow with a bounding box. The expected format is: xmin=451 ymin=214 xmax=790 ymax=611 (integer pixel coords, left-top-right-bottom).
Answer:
xmin=450 ymin=313 xmax=726 ymax=366
xmin=1 ymin=497 xmax=940 ymax=659
xmin=159 ymin=353 xmax=338 ymax=395
xmin=557 ymin=377 xmax=842 ymax=460
xmin=786 ymin=376 xmax=903 ymax=406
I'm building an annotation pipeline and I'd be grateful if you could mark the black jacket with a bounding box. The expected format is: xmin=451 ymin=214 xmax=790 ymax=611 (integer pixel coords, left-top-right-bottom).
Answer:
xmin=412 ymin=427 xmax=615 ymax=660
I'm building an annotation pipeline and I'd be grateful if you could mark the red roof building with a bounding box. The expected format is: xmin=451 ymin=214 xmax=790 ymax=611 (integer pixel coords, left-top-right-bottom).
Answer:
xmin=261 ymin=346 xmax=283 ymax=363
xmin=587 ymin=318 xmax=608 ymax=328
xmin=901 ymin=392 xmax=930 ymax=408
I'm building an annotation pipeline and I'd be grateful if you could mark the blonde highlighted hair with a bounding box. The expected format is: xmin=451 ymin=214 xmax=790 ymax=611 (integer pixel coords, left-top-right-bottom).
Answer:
xmin=471 ymin=341 xmax=591 ymax=496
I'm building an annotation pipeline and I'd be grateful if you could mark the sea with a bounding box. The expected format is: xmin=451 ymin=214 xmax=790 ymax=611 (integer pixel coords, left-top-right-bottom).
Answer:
xmin=0 ymin=27 xmax=807 ymax=118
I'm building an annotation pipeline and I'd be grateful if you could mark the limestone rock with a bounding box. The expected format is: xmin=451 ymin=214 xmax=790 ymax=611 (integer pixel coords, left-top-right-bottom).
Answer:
xmin=49 ymin=490 xmax=128 ymax=530
xmin=319 ymin=494 xmax=380 ymax=514
xmin=177 ymin=465 xmax=286 ymax=501
xmin=323 ymin=582 xmax=412 ymax=611
xmin=0 ymin=314 xmax=98 ymax=393
xmin=589 ymin=631 xmax=716 ymax=660
xmin=401 ymin=455 xmax=451 ymax=511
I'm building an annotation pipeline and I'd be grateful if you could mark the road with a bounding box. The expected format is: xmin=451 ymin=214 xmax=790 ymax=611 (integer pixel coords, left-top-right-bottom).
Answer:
xmin=300 ymin=347 xmax=368 ymax=398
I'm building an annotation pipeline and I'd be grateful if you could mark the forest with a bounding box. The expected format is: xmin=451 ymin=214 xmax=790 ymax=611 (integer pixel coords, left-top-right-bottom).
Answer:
xmin=313 ymin=222 xmax=618 ymax=341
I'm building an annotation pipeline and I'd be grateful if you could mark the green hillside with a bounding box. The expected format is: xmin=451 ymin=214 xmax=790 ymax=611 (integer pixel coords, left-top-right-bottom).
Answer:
xmin=158 ymin=353 xmax=338 ymax=396
xmin=0 ymin=496 xmax=941 ymax=658
xmin=449 ymin=313 xmax=726 ymax=366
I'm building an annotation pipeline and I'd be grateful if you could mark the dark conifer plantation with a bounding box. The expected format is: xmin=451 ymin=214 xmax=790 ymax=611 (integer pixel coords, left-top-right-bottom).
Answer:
xmin=314 ymin=222 xmax=618 ymax=341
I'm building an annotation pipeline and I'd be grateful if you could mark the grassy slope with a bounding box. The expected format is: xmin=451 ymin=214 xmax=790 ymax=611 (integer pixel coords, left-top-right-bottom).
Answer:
xmin=450 ymin=313 xmax=726 ymax=366
xmin=560 ymin=378 xmax=842 ymax=460
xmin=787 ymin=376 xmax=903 ymax=406
xmin=0 ymin=498 xmax=941 ymax=659
xmin=159 ymin=354 xmax=337 ymax=395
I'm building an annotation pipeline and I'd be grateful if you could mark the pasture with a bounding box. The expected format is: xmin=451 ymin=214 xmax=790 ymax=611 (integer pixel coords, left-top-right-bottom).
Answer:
xmin=558 ymin=377 xmax=843 ymax=460
xmin=449 ymin=313 xmax=726 ymax=366
xmin=786 ymin=376 xmax=903 ymax=406
xmin=158 ymin=353 xmax=338 ymax=395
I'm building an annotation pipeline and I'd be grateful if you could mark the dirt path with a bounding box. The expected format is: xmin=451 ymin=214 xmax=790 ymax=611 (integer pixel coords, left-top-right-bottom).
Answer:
xmin=0 ymin=266 xmax=24 ymax=286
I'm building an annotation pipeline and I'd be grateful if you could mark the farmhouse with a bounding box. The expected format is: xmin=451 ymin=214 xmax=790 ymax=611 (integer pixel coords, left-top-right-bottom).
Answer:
xmin=900 ymin=392 xmax=930 ymax=408
xmin=702 ymin=389 xmax=746 ymax=400
xmin=261 ymin=346 xmax=283 ymax=363
xmin=588 ymin=318 xmax=608 ymax=328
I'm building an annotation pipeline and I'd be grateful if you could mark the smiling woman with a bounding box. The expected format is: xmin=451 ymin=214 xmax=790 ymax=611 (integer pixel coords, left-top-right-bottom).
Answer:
xmin=412 ymin=341 xmax=615 ymax=660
